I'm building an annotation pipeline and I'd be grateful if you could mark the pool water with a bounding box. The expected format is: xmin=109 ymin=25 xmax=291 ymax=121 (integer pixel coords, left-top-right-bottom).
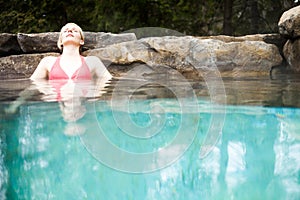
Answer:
xmin=1 ymin=74 xmax=300 ymax=199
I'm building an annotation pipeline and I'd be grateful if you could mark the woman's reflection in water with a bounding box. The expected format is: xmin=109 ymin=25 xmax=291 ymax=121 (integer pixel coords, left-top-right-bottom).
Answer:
xmin=60 ymin=97 xmax=88 ymax=136
xmin=51 ymin=77 xmax=111 ymax=136
xmin=6 ymin=77 xmax=111 ymax=136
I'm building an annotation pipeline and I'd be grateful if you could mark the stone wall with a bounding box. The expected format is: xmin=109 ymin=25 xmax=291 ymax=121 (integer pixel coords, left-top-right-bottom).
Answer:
xmin=0 ymin=32 xmax=137 ymax=79
xmin=1 ymin=5 xmax=300 ymax=80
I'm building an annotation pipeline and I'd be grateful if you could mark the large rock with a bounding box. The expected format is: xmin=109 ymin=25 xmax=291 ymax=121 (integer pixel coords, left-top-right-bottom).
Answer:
xmin=278 ymin=5 xmax=300 ymax=72
xmin=17 ymin=32 xmax=60 ymax=53
xmin=0 ymin=53 xmax=59 ymax=79
xmin=278 ymin=5 xmax=300 ymax=38
xmin=191 ymin=39 xmax=282 ymax=75
xmin=84 ymin=36 xmax=282 ymax=77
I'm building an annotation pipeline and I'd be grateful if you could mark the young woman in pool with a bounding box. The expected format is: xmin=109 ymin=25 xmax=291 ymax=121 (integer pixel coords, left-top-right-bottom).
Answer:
xmin=30 ymin=22 xmax=112 ymax=80
xmin=6 ymin=23 xmax=112 ymax=128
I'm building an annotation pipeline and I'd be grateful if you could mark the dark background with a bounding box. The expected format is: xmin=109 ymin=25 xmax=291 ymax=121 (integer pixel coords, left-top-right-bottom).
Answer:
xmin=0 ymin=0 xmax=299 ymax=36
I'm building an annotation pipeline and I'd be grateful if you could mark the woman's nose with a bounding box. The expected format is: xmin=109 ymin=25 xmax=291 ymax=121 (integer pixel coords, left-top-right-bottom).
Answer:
xmin=67 ymin=29 xmax=73 ymax=33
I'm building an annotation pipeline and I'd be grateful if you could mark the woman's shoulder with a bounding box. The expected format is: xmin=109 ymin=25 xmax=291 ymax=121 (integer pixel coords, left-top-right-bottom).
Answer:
xmin=39 ymin=56 xmax=58 ymax=66
xmin=39 ymin=56 xmax=59 ymax=71
xmin=83 ymin=55 xmax=101 ymax=62
xmin=83 ymin=55 xmax=112 ymax=79
xmin=31 ymin=56 xmax=59 ymax=80
xmin=84 ymin=56 xmax=104 ymax=67
xmin=42 ymin=56 xmax=58 ymax=62
xmin=42 ymin=55 xmax=58 ymax=64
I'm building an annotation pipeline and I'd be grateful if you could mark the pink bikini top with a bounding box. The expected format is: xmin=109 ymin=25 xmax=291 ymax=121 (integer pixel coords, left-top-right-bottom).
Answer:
xmin=48 ymin=56 xmax=91 ymax=101
xmin=49 ymin=56 xmax=92 ymax=80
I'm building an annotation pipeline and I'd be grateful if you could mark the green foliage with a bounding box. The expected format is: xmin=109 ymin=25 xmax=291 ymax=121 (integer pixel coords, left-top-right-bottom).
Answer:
xmin=0 ymin=0 xmax=298 ymax=35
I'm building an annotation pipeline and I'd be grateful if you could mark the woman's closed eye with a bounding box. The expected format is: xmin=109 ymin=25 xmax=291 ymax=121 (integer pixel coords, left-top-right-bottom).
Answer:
xmin=63 ymin=29 xmax=78 ymax=33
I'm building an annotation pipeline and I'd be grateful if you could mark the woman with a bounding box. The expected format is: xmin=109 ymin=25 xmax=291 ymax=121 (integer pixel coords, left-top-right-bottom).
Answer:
xmin=6 ymin=23 xmax=112 ymax=127
xmin=30 ymin=22 xmax=112 ymax=80
xmin=29 ymin=22 xmax=112 ymax=102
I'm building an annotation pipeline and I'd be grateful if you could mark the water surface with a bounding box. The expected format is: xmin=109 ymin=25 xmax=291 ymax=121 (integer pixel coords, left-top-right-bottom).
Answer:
xmin=0 ymin=73 xmax=300 ymax=199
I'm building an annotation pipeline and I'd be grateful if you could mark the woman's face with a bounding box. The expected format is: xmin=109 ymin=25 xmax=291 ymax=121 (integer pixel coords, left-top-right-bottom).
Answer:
xmin=60 ymin=24 xmax=84 ymax=47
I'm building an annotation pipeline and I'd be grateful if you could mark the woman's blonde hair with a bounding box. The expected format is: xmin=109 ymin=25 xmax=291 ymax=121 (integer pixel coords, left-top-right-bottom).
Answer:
xmin=57 ymin=23 xmax=84 ymax=50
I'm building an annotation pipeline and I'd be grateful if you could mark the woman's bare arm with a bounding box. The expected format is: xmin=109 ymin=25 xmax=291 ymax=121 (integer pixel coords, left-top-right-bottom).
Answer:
xmin=85 ymin=56 xmax=112 ymax=80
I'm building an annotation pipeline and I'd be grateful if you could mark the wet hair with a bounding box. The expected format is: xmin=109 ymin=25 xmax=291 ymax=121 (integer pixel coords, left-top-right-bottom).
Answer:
xmin=57 ymin=23 xmax=84 ymax=50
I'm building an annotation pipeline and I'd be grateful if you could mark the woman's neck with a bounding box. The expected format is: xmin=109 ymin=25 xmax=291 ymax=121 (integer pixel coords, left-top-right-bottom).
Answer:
xmin=61 ymin=45 xmax=81 ymax=57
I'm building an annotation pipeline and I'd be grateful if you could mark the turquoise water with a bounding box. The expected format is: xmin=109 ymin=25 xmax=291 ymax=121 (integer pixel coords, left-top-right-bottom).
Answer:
xmin=1 ymin=97 xmax=300 ymax=199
